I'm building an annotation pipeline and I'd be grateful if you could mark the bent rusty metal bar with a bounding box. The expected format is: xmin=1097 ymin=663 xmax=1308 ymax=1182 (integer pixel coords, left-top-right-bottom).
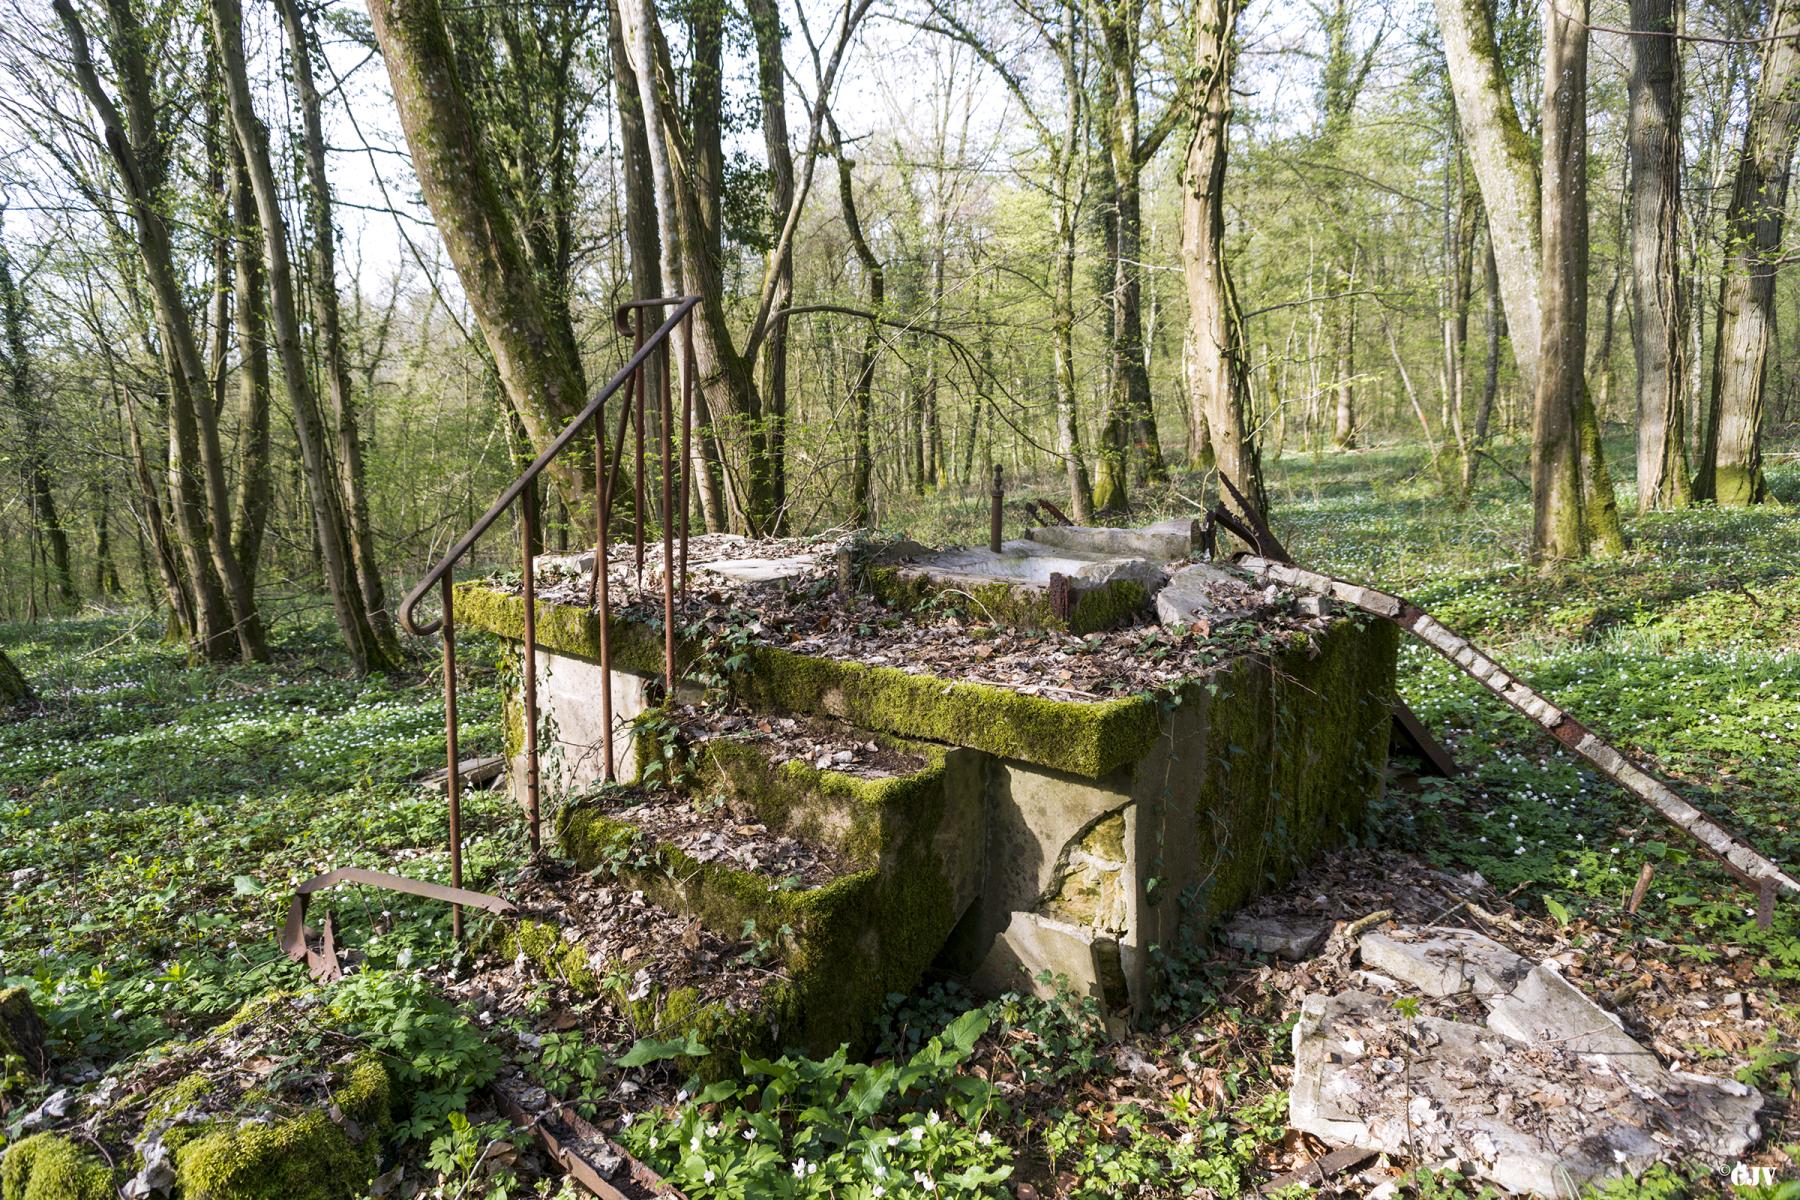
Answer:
xmin=633 ymin=308 xmax=646 ymax=587
xmin=679 ymin=315 xmax=693 ymax=594
xmin=520 ymin=494 xmax=542 ymax=853
xmin=443 ymin=573 xmax=464 ymax=940
xmin=490 ymin=1076 xmax=687 ymax=1200
xmin=660 ymin=331 xmax=676 ymax=685
xmin=281 ymin=866 xmax=515 ymax=981
xmin=397 ymin=296 xmax=700 ymax=638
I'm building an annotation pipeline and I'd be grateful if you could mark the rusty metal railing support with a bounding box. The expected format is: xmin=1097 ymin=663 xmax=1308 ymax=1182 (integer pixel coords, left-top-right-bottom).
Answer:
xmin=441 ymin=572 xmax=465 ymax=941
xmin=989 ymin=464 xmax=1004 ymax=553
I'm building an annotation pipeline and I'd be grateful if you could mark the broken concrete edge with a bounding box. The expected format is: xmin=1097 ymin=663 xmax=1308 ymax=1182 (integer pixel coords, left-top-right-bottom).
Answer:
xmin=864 ymin=563 xmax=1150 ymax=635
xmin=684 ymin=727 xmax=952 ymax=869
xmin=489 ymin=917 xmax=800 ymax=1080
xmin=556 ymin=795 xmax=965 ymax=1058
xmin=454 ymin=579 xmax=1164 ymax=778
xmin=1 ymin=1038 xmax=392 ymax=1200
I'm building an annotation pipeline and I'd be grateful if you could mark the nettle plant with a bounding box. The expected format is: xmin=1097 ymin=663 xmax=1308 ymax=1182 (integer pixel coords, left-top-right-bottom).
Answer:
xmin=618 ymin=1009 xmax=1012 ymax=1199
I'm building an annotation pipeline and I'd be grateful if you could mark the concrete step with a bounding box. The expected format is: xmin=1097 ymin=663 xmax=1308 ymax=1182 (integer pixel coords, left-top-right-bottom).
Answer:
xmin=553 ymin=756 xmax=981 ymax=1056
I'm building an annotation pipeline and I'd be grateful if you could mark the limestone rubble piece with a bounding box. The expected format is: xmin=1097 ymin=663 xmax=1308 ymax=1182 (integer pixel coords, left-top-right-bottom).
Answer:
xmin=1024 ymin=517 xmax=1199 ymax=562
xmin=1222 ymin=913 xmax=1327 ymax=960
xmin=1154 ymin=562 xmax=1261 ymax=628
xmin=1359 ymin=927 xmax=1531 ymax=999
xmin=1292 ymin=928 xmax=1766 ymax=1195
xmin=695 ymin=553 xmax=822 ymax=585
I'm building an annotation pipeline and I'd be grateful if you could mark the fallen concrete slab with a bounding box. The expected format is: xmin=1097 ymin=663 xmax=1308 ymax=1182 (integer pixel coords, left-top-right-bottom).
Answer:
xmin=1154 ymin=562 xmax=1263 ymax=628
xmin=1290 ymin=928 xmax=1765 ymax=1195
xmin=1024 ymin=517 xmax=1199 ymax=562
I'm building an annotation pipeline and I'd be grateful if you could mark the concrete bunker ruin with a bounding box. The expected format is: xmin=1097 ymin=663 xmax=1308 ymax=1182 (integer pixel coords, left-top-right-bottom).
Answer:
xmin=451 ymin=518 xmax=1399 ymax=1053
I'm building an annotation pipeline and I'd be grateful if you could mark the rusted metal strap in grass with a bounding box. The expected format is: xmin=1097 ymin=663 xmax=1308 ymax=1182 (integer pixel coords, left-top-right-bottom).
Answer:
xmin=280 ymin=867 xmax=515 ymax=981
xmin=490 ymin=1076 xmax=686 ymax=1200
xmin=1234 ymin=553 xmax=1800 ymax=913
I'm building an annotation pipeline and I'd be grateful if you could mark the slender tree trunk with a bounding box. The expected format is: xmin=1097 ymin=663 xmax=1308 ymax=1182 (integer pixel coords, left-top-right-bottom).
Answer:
xmin=1628 ymin=0 xmax=1693 ymax=509
xmin=276 ymin=0 xmax=395 ymax=641
xmin=748 ymin=0 xmax=793 ymax=531
xmin=55 ymin=0 xmax=258 ymax=660
xmin=228 ymin=151 xmax=273 ymax=587
xmin=833 ymin=131 xmax=882 ymax=527
xmin=1183 ymin=0 xmax=1265 ymax=519
xmin=1699 ymin=0 xmax=1800 ymax=505
xmin=1533 ymin=0 xmax=1588 ymax=563
xmin=212 ymin=0 xmax=392 ymax=670
xmin=1434 ymin=0 xmax=1542 ymax=392
xmin=0 ymin=225 xmax=75 ymax=607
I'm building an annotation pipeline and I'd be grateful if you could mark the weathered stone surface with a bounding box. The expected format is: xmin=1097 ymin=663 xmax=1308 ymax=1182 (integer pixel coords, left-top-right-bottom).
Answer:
xmin=1359 ymin=927 xmax=1531 ymax=999
xmin=696 ymin=553 xmax=822 ymax=585
xmin=1154 ymin=562 xmax=1261 ymax=627
xmin=1223 ymin=914 xmax=1327 ymax=960
xmin=1068 ymin=557 xmax=1165 ymax=590
xmin=1025 ymin=518 xmax=1199 ymax=561
xmin=534 ymin=549 xmax=596 ymax=576
xmin=1297 ymin=930 xmax=1766 ymax=1195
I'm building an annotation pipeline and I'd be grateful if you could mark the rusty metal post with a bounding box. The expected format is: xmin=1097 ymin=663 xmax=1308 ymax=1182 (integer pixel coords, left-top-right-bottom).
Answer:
xmin=439 ymin=573 xmax=464 ymax=941
xmin=989 ymin=464 xmax=1004 ymax=553
xmin=519 ymin=496 xmax=542 ymax=853
xmin=633 ymin=309 xmax=646 ymax=586
xmin=594 ymin=411 xmax=615 ymax=783
xmin=679 ymin=315 xmax=693 ymax=595
xmin=660 ymin=335 xmax=676 ymax=686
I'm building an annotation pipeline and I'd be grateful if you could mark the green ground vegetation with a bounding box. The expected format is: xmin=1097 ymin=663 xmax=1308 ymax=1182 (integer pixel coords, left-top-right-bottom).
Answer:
xmin=2 ymin=432 xmax=1796 ymax=1197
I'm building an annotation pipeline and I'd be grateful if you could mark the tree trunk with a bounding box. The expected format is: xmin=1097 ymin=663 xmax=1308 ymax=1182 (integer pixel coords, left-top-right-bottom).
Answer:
xmin=1183 ymin=0 xmax=1265 ymax=520
xmin=0 ymin=222 xmax=76 ymax=608
xmin=368 ymin=0 xmax=593 ymax=505
xmin=1533 ymin=0 xmax=1588 ymax=563
xmin=1699 ymin=0 xmax=1800 ymax=505
xmin=276 ymin=0 xmax=395 ymax=641
xmin=1629 ymin=0 xmax=1692 ymax=510
xmin=1434 ymin=0 xmax=1542 ymax=392
xmin=834 ymin=132 xmax=882 ymax=528
xmin=212 ymin=0 xmax=393 ymax=671
xmin=748 ymin=0 xmax=793 ymax=530
xmin=55 ymin=0 xmax=259 ymax=661
xmin=228 ymin=150 xmax=272 ymax=588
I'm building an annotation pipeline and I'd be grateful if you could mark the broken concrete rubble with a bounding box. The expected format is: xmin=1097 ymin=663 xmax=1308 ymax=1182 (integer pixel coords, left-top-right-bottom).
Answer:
xmin=1155 ymin=562 xmax=1265 ymax=628
xmin=1221 ymin=913 xmax=1327 ymax=960
xmin=1290 ymin=926 xmax=1763 ymax=1195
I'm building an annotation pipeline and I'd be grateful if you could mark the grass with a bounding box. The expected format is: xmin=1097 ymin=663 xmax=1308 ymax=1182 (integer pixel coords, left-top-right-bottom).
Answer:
xmin=1 ymin=428 xmax=1796 ymax=1197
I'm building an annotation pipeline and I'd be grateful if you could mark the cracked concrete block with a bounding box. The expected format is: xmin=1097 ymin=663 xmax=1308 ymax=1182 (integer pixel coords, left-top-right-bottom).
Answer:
xmin=1070 ymin=557 xmax=1167 ymax=592
xmin=1291 ymin=989 xmax=1762 ymax=1197
xmin=1025 ymin=519 xmax=1199 ymax=562
xmin=1358 ymin=927 xmax=1531 ymax=999
xmin=1483 ymin=962 xmax=1662 ymax=1081
xmin=1154 ymin=563 xmax=1260 ymax=627
xmin=1223 ymin=914 xmax=1327 ymax=960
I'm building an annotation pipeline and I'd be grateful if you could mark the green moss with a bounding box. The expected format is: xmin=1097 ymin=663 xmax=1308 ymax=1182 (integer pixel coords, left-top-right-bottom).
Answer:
xmin=1188 ymin=618 xmax=1398 ymax=928
xmin=453 ymin=583 xmax=668 ymax=674
xmin=0 ymin=1135 xmax=115 ymax=1200
xmin=735 ymin=647 xmax=1158 ymax=778
xmin=496 ymin=918 xmax=596 ymax=992
xmin=558 ymin=756 xmax=968 ymax=1059
xmin=0 ymin=988 xmax=47 ymax=1091
xmin=169 ymin=1055 xmax=391 ymax=1200
xmin=866 ymin=567 xmax=1146 ymax=635
xmin=692 ymin=733 xmax=947 ymax=866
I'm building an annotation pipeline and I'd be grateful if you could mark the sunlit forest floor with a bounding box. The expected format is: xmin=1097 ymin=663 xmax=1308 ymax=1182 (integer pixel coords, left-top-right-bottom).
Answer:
xmin=2 ymin=431 xmax=1796 ymax=1198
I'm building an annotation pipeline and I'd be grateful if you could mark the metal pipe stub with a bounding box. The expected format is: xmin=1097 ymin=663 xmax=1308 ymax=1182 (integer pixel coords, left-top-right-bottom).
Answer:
xmin=280 ymin=867 xmax=516 ymax=982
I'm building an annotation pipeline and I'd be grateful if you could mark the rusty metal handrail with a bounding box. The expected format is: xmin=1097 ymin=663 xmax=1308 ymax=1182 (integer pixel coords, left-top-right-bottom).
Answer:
xmin=397 ymin=295 xmax=701 ymax=639
xmin=383 ymin=293 xmax=700 ymax=942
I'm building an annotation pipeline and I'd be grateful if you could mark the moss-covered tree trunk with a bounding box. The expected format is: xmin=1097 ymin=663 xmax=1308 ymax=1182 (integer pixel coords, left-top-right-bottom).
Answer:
xmin=1182 ymin=0 xmax=1266 ymax=520
xmin=0 ymin=218 xmax=76 ymax=610
xmin=0 ymin=650 xmax=31 ymax=707
xmin=1699 ymin=0 xmax=1800 ymax=506
xmin=366 ymin=0 xmax=593 ymax=507
xmin=1628 ymin=0 xmax=1692 ymax=511
xmin=1533 ymin=0 xmax=1589 ymax=564
xmin=228 ymin=151 xmax=272 ymax=591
